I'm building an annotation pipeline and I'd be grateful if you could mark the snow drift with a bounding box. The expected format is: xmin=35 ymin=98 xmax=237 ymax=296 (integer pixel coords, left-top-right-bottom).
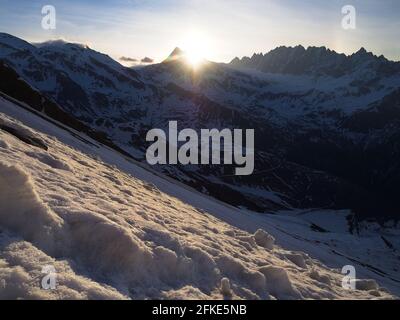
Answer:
xmin=0 ymin=162 xmax=63 ymax=254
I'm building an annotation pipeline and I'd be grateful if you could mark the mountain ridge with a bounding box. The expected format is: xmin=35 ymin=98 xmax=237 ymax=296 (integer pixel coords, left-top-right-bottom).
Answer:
xmin=230 ymin=45 xmax=399 ymax=77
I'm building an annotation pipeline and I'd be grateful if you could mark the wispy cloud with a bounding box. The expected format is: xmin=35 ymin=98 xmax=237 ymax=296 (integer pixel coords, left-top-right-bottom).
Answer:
xmin=141 ymin=57 xmax=154 ymax=63
xmin=119 ymin=56 xmax=138 ymax=62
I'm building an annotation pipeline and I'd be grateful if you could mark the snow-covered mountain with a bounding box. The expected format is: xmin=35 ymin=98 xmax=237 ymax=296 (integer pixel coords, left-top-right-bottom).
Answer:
xmin=1 ymin=33 xmax=400 ymax=222
xmin=230 ymin=45 xmax=400 ymax=78
xmin=0 ymin=94 xmax=398 ymax=299
xmin=0 ymin=33 xmax=146 ymax=118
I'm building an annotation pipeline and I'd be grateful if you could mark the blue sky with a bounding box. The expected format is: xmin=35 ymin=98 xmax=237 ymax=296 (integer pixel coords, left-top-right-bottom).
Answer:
xmin=0 ymin=0 xmax=399 ymax=63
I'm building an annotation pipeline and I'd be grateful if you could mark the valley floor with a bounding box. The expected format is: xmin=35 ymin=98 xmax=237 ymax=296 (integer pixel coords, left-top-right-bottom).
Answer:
xmin=0 ymin=96 xmax=398 ymax=299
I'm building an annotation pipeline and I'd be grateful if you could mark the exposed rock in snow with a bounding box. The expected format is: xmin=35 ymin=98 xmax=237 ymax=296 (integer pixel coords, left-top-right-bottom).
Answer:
xmin=254 ymin=229 xmax=275 ymax=250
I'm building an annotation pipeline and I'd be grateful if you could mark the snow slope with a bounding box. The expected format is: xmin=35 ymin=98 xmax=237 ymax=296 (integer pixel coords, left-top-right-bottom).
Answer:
xmin=0 ymin=95 xmax=398 ymax=299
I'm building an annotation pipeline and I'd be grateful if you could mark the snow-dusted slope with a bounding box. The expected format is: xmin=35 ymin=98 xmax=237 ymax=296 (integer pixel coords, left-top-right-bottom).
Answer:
xmin=0 ymin=96 xmax=398 ymax=299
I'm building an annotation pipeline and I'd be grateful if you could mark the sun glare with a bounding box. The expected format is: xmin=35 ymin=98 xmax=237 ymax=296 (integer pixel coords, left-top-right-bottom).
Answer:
xmin=179 ymin=31 xmax=211 ymax=68
xmin=186 ymin=51 xmax=204 ymax=67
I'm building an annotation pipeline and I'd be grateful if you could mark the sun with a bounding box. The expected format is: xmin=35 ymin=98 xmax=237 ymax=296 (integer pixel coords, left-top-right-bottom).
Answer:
xmin=185 ymin=51 xmax=204 ymax=67
xmin=179 ymin=31 xmax=211 ymax=68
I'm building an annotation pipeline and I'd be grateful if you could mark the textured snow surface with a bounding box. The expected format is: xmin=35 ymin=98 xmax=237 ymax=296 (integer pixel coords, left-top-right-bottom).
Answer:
xmin=0 ymin=98 xmax=398 ymax=299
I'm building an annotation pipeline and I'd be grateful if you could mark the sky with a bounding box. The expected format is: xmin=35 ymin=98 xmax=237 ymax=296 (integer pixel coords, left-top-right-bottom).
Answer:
xmin=0 ymin=0 xmax=399 ymax=64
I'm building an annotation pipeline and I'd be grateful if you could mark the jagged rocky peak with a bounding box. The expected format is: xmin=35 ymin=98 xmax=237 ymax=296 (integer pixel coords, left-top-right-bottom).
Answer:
xmin=230 ymin=56 xmax=241 ymax=65
xmin=357 ymin=47 xmax=368 ymax=54
xmin=229 ymin=45 xmax=397 ymax=77
xmin=351 ymin=47 xmax=376 ymax=60
xmin=163 ymin=47 xmax=186 ymax=62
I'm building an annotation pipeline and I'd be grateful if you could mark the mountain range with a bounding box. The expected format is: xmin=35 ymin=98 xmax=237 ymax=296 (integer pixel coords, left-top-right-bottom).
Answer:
xmin=1 ymin=32 xmax=400 ymax=222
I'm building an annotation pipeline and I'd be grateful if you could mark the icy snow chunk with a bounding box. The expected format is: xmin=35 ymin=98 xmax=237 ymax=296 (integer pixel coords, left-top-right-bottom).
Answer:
xmin=0 ymin=138 xmax=8 ymax=149
xmin=355 ymin=279 xmax=379 ymax=291
xmin=284 ymin=253 xmax=307 ymax=269
xmin=184 ymin=246 xmax=218 ymax=276
xmin=369 ymin=290 xmax=381 ymax=297
xmin=223 ymin=230 xmax=236 ymax=237
xmin=216 ymin=254 xmax=246 ymax=276
xmin=254 ymin=229 xmax=275 ymax=250
xmin=258 ymin=265 xmax=300 ymax=299
xmin=236 ymin=235 xmax=257 ymax=250
xmin=309 ymin=268 xmax=331 ymax=285
xmin=216 ymin=254 xmax=266 ymax=294
xmin=220 ymin=277 xmax=232 ymax=296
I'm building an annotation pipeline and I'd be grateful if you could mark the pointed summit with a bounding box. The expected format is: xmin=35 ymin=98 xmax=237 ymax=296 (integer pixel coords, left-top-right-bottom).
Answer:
xmin=163 ymin=47 xmax=185 ymax=63
xmin=356 ymin=47 xmax=367 ymax=54
xmin=170 ymin=47 xmax=184 ymax=57
xmin=351 ymin=47 xmax=375 ymax=62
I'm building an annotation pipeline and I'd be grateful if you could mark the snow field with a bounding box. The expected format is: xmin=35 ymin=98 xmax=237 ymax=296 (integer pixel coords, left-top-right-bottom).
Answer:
xmin=0 ymin=108 xmax=396 ymax=300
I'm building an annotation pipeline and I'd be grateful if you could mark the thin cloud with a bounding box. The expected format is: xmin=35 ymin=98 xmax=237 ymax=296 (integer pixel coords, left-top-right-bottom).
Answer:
xmin=141 ymin=57 xmax=154 ymax=63
xmin=119 ymin=56 xmax=138 ymax=62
